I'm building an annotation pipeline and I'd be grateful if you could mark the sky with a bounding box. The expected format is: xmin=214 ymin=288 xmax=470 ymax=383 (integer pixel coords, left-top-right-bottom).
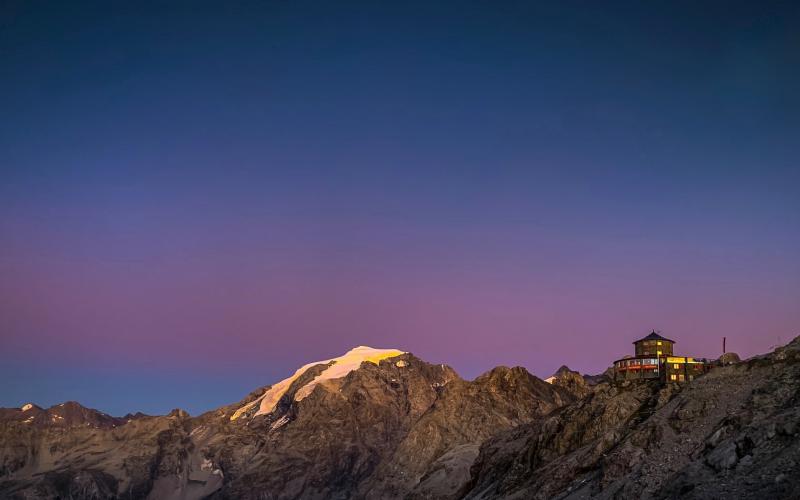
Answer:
xmin=1 ymin=0 xmax=799 ymax=416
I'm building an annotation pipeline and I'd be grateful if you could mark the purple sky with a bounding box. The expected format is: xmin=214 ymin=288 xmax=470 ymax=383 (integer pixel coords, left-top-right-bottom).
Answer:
xmin=1 ymin=0 xmax=799 ymax=415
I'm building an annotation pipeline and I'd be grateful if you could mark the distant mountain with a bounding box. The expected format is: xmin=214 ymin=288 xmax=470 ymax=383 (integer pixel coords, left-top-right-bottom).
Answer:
xmin=543 ymin=365 xmax=597 ymax=398
xmin=0 ymin=401 xmax=123 ymax=429
xmin=2 ymin=341 xmax=799 ymax=499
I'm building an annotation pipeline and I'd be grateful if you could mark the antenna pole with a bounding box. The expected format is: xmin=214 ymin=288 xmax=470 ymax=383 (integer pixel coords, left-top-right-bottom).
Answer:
xmin=723 ymin=336 xmax=726 ymax=354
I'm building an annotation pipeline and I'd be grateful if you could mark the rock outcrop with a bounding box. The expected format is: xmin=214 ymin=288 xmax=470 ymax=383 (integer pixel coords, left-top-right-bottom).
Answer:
xmin=718 ymin=352 xmax=741 ymax=365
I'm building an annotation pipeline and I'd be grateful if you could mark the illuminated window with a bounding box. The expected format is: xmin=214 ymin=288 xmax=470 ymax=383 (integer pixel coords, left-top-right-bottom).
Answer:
xmin=673 ymin=364 xmax=680 ymax=369
xmin=657 ymin=341 xmax=662 ymax=345
xmin=678 ymin=374 xmax=685 ymax=382
xmin=670 ymin=374 xmax=677 ymax=381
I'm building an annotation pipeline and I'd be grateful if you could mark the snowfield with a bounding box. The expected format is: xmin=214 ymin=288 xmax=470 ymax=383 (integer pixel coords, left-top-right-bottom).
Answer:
xmin=231 ymin=346 xmax=405 ymax=420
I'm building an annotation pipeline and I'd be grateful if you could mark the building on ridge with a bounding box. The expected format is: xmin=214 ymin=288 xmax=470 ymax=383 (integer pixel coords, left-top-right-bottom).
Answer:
xmin=613 ymin=331 xmax=711 ymax=383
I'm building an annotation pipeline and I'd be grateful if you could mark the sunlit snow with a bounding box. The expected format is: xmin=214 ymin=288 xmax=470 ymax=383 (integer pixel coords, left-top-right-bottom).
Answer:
xmin=231 ymin=346 xmax=404 ymax=420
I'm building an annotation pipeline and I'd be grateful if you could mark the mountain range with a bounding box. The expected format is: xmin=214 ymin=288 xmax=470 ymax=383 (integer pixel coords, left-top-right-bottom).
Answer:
xmin=1 ymin=339 xmax=799 ymax=499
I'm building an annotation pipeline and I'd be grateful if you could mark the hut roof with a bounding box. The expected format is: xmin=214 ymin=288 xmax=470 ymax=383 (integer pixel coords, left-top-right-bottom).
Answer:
xmin=633 ymin=331 xmax=675 ymax=344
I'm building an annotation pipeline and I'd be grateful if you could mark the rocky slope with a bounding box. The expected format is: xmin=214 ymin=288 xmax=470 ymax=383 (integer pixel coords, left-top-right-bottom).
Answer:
xmin=0 ymin=347 xmax=572 ymax=499
xmin=461 ymin=337 xmax=800 ymax=499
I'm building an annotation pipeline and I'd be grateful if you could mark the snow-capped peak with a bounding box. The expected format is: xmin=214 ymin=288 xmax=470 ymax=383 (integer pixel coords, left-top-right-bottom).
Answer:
xmin=231 ymin=346 xmax=405 ymax=421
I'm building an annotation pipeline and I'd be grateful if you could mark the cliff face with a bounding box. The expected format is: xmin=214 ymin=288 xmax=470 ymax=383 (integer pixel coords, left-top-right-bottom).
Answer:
xmin=462 ymin=337 xmax=800 ymax=500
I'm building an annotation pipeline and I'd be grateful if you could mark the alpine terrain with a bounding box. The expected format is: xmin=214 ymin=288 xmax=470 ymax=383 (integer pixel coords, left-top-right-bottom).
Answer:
xmin=2 ymin=340 xmax=800 ymax=499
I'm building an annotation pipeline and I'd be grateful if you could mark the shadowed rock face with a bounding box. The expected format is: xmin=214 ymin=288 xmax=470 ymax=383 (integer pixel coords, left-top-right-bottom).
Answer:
xmin=0 ymin=351 xmax=573 ymax=499
xmin=461 ymin=336 xmax=800 ymax=500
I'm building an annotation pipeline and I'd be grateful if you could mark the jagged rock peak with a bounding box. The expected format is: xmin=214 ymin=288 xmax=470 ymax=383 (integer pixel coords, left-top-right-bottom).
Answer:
xmin=543 ymin=364 xmax=591 ymax=398
xmin=544 ymin=364 xmax=580 ymax=382
xmin=554 ymin=364 xmax=575 ymax=375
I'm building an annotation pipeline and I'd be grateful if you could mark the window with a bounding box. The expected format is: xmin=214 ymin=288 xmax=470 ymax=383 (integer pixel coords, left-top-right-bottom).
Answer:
xmin=657 ymin=341 xmax=662 ymax=345
xmin=670 ymin=374 xmax=677 ymax=381
xmin=678 ymin=374 xmax=685 ymax=382
xmin=673 ymin=364 xmax=680 ymax=369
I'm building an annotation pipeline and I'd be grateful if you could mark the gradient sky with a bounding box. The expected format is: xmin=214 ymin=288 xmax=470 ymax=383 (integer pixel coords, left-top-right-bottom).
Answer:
xmin=1 ymin=1 xmax=799 ymax=416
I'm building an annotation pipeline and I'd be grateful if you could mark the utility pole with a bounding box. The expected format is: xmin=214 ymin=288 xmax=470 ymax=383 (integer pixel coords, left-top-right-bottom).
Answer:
xmin=723 ymin=336 xmax=726 ymax=354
